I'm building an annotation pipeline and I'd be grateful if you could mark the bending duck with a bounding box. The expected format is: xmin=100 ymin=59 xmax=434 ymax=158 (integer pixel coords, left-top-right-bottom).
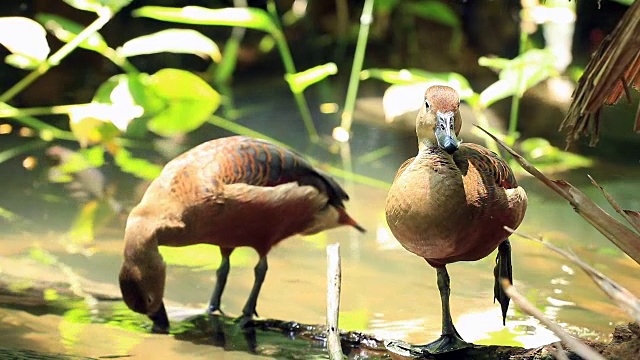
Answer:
xmin=385 ymin=85 xmax=527 ymax=354
xmin=119 ymin=136 xmax=365 ymax=333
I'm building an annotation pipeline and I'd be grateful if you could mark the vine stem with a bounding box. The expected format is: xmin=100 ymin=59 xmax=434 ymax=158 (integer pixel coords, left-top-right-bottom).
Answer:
xmin=339 ymin=0 xmax=375 ymax=134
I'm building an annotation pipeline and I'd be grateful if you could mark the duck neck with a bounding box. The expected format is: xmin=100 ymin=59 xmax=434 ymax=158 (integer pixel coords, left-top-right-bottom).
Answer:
xmin=123 ymin=215 xmax=160 ymax=263
xmin=417 ymin=137 xmax=438 ymax=152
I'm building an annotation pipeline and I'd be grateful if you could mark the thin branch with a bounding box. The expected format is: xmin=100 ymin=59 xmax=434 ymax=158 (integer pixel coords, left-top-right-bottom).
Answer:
xmin=587 ymin=174 xmax=640 ymax=234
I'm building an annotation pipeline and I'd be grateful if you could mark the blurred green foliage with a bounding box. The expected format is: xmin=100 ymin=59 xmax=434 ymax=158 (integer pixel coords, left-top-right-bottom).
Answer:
xmin=0 ymin=0 xmax=596 ymax=248
xmin=362 ymin=47 xmax=593 ymax=173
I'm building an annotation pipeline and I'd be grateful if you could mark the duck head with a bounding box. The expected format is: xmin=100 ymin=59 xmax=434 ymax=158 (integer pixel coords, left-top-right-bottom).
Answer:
xmin=119 ymin=222 xmax=167 ymax=319
xmin=415 ymin=85 xmax=462 ymax=154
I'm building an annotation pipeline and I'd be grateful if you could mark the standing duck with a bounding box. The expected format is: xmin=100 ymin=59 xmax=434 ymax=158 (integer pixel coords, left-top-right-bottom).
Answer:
xmin=385 ymin=85 xmax=527 ymax=354
xmin=119 ymin=136 xmax=365 ymax=333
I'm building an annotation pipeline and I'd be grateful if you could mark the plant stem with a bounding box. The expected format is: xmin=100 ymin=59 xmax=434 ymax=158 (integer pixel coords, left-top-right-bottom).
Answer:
xmin=211 ymin=0 xmax=247 ymax=85
xmin=0 ymin=104 xmax=80 ymax=118
xmin=208 ymin=115 xmax=289 ymax=149
xmin=0 ymin=103 xmax=76 ymax=140
xmin=507 ymin=22 xmax=529 ymax=144
xmin=0 ymin=9 xmax=115 ymax=104
xmin=267 ymin=0 xmax=319 ymax=143
xmin=0 ymin=139 xmax=48 ymax=164
xmin=340 ymin=0 xmax=375 ymax=133
xmin=103 ymin=48 xmax=140 ymax=74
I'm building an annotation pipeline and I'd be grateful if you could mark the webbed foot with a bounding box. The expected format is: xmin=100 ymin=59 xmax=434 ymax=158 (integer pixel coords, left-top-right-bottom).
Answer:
xmin=234 ymin=314 xmax=257 ymax=328
xmin=385 ymin=333 xmax=472 ymax=357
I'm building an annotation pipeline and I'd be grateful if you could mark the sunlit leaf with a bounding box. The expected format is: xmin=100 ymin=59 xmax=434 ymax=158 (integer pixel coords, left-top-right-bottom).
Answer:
xmin=36 ymin=13 xmax=109 ymax=54
xmin=117 ymin=29 xmax=222 ymax=62
xmin=159 ymin=244 xmax=256 ymax=270
xmin=146 ymin=68 xmax=220 ymax=136
xmin=479 ymin=49 xmax=557 ymax=108
xmin=93 ymin=73 xmax=163 ymax=136
xmin=63 ymin=0 xmax=132 ymax=13
xmin=113 ymin=148 xmax=162 ymax=180
xmin=0 ymin=17 xmax=49 ymax=69
xmin=362 ymin=68 xmax=475 ymax=100
xmin=518 ymin=137 xmax=593 ymax=172
xmin=284 ymin=63 xmax=338 ymax=94
xmin=68 ymin=103 xmax=142 ymax=146
xmin=478 ymin=80 xmax=513 ymax=109
xmin=133 ymin=6 xmax=280 ymax=35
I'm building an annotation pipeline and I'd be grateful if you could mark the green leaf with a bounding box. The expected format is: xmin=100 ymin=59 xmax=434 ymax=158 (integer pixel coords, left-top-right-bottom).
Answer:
xmin=132 ymin=6 xmax=280 ymax=35
xmin=93 ymin=73 xmax=164 ymax=137
xmin=113 ymin=148 xmax=162 ymax=180
xmin=0 ymin=17 xmax=49 ymax=69
xmin=478 ymin=80 xmax=513 ymax=109
xmin=48 ymin=146 xmax=104 ymax=179
xmin=479 ymin=49 xmax=557 ymax=108
xmin=404 ymin=1 xmax=462 ymax=53
xmin=362 ymin=68 xmax=475 ymax=100
xmin=63 ymin=0 xmax=132 ymax=13
xmin=375 ymin=0 xmax=402 ymax=13
xmin=117 ymin=29 xmax=222 ymax=62
xmin=610 ymin=0 xmax=636 ymax=5
xmin=405 ymin=1 xmax=460 ymax=28
xmin=146 ymin=68 xmax=220 ymax=136
xmin=284 ymin=62 xmax=338 ymax=93
xmin=36 ymin=13 xmax=109 ymax=54
xmin=518 ymin=137 xmax=593 ymax=172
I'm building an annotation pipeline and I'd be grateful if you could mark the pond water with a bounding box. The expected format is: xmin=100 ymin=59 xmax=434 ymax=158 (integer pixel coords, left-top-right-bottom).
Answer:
xmin=1 ymin=76 xmax=639 ymax=359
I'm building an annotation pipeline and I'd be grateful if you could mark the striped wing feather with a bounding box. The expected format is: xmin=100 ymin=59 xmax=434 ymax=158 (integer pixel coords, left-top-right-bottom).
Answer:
xmin=192 ymin=136 xmax=349 ymax=208
xmin=456 ymin=143 xmax=518 ymax=189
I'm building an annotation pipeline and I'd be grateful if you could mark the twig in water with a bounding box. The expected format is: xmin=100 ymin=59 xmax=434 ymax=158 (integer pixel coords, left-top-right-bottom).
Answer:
xmin=326 ymin=243 xmax=344 ymax=359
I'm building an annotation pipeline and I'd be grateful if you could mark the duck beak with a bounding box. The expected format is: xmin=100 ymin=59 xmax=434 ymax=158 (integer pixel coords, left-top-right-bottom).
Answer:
xmin=435 ymin=112 xmax=459 ymax=154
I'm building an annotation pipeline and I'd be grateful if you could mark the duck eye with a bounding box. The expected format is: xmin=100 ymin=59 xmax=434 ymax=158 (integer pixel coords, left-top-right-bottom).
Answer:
xmin=147 ymin=295 xmax=153 ymax=304
xmin=425 ymin=100 xmax=430 ymax=109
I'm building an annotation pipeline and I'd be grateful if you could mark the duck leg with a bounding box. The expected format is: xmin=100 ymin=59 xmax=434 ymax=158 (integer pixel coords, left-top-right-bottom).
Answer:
xmin=236 ymin=256 xmax=268 ymax=328
xmin=494 ymin=239 xmax=512 ymax=325
xmin=208 ymin=248 xmax=233 ymax=314
xmin=415 ymin=266 xmax=471 ymax=355
xmin=149 ymin=302 xmax=170 ymax=334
